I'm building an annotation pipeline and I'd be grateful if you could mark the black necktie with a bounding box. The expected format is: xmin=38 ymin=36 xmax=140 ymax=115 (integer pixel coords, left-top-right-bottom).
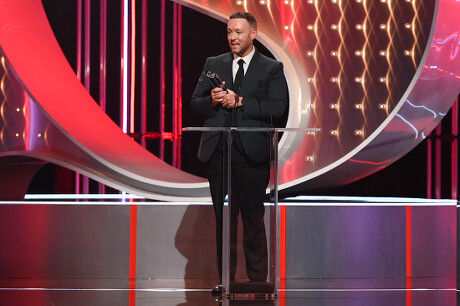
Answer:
xmin=234 ymin=59 xmax=245 ymax=94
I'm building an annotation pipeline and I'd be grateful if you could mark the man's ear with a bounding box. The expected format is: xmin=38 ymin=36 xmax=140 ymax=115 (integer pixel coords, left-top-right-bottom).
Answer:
xmin=251 ymin=28 xmax=257 ymax=40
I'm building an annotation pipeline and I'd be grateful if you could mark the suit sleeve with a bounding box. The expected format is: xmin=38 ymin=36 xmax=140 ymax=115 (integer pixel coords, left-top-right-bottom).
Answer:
xmin=241 ymin=61 xmax=288 ymax=123
xmin=190 ymin=58 xmax=214 ymax=117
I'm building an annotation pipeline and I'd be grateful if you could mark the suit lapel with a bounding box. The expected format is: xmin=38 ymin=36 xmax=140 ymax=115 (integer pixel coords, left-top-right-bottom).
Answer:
xmin=218 ymin=53 xmax=233 ymax=90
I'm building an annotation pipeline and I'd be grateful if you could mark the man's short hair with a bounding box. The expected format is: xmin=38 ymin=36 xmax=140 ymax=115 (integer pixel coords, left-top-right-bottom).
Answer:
xmin=229 ymin=12 xmax=257 ymax=29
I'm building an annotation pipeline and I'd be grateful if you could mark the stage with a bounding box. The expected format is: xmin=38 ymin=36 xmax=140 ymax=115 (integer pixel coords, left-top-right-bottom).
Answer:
xmin=0 ymin=195 xmax=456 ymax=305
xmin=0 ymin=279 xmax=456 ymax=305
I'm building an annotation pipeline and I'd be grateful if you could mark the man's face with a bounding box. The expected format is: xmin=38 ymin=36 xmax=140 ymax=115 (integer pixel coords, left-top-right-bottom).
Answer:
xmin=227 ymin=18 xmax=257 ymax=58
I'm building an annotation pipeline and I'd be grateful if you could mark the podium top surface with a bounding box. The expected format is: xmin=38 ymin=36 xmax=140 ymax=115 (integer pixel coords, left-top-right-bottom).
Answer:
xmin=183 ymin=127 xmax=321 ymax=132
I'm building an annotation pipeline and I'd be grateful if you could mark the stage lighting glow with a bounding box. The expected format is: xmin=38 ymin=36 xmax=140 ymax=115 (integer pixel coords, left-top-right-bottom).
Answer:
xmin=396 ymin=114 xmax=419 ymax=139
xmin=329 ymin=130 xmax=338 ymax=136
xmin=329 ymin=103 xmax=339 ymax=109
xmin=406 ymin=99 xmax=438 ymax=118
xmin=330 ymin=77 xmax=339 ymax=83
xmin=305 ymin=156 xmax=314 ymax=162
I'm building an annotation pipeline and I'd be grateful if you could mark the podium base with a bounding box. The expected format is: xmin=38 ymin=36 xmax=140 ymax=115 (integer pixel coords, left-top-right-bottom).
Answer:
xmin=230 ymin=281 xmax=274 ymax=293
xmin=221 ymin=281 xmax=276 ymax=300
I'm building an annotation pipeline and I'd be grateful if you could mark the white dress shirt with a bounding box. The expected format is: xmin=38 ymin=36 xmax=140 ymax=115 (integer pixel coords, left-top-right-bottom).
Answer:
xmin=232 ymin=47 xmax=255 ymax=82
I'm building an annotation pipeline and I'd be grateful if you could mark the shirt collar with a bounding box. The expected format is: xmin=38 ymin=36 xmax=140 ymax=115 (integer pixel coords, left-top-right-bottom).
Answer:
xmin=233 ymin=46 xmax=255 ymax=67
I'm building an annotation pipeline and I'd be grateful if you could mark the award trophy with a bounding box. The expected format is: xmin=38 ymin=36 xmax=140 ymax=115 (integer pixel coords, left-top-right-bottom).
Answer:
xmin=206 ymin=71 xmax=228 ymax=92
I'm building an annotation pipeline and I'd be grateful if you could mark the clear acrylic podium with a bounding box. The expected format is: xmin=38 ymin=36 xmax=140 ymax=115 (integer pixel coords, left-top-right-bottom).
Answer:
xmin=183 ymin=126 xmax=318 ymax=300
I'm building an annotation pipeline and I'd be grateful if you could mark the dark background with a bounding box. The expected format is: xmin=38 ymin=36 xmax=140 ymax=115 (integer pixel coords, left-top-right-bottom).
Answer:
xmin=29 ymin=0 xmax=459 ymax=199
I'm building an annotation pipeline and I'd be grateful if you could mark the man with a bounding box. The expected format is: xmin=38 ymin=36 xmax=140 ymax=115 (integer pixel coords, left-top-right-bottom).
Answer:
xmin=190 ymin=12 xmax=288 ymax=294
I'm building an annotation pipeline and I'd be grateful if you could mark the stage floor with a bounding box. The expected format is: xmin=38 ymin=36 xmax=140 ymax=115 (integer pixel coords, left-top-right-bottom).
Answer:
xmin=0 ymin=278 xmax=457 ymax=305
xmin=0 ymin=195 xmax=457 ymax=305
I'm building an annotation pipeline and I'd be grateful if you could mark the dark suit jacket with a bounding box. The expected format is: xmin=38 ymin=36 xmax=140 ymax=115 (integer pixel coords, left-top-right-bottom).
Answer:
xmin=191 ymin=50 xmax=288 ymax=163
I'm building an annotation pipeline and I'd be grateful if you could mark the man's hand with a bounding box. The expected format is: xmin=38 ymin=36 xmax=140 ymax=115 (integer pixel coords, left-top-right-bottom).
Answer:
xmin=221 ymin=89 xmax=241 ymax=109
xmin=211 ymin=81 xmax=227 ymax=107
xmin=211 ymin=81 xmax=242 ymax=109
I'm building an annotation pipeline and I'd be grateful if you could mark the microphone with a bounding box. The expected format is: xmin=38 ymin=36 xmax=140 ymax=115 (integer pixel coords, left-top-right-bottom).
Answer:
xmin=258 ymin=80 xmax=273 ymax=128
